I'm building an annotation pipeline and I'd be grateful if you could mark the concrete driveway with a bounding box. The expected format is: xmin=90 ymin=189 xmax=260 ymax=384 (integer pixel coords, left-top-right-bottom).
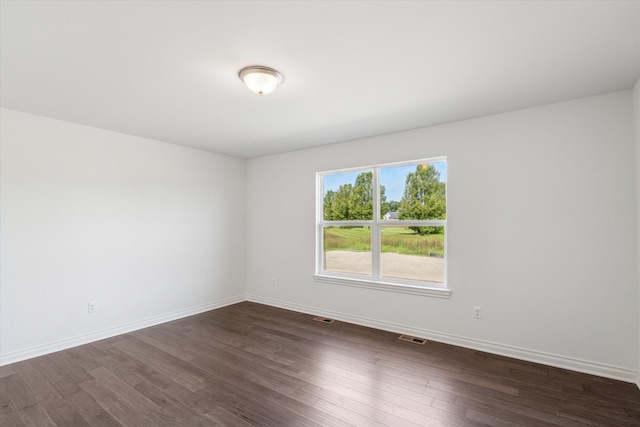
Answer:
xmin=324 ymin=250 xmax=443 ymax=283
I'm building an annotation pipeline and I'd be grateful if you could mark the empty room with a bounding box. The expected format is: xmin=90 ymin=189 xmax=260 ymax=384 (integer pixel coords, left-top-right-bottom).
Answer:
xmin=1 ymin=1 xmax=640 ymax=426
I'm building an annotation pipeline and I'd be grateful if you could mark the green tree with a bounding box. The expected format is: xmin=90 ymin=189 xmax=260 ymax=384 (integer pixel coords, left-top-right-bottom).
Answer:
xmin=330 ymin=183 xmax=353 ymax=220
xmin=323 ymin=190 xmax=336 ymax=220
xmin=323 ymin=171 xmax=387 ymax=221
xmin=398 ymin=164 xmax=446 ymax=234
xmin=350 ymin=171 xmax=373 ymax=220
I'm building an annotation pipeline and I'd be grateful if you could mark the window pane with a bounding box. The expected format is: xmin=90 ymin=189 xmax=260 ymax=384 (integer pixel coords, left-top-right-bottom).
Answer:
xmin=380 ymin=226 xmax=444 ymax=283
xmin=323 ymin=170 xmax=373 ymax=220
xmin=380 ymin=162 xmax=446 ymax=220
xmin=323 ymin=226 xmax=372 ymax=276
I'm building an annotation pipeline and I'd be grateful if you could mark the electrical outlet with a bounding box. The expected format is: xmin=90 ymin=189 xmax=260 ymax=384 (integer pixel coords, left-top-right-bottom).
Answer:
xmin=88 ymin=301 xmax=97 ymax=313
xmin=473 ymin=306 xmax=481 ymax=319
xmin=271 ymin=277 xmax=276 ymax=286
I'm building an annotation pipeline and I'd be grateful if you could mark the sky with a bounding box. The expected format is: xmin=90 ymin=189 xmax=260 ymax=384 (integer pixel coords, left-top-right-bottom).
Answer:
xmin=323 ymin=161 xmax=446 ymax=202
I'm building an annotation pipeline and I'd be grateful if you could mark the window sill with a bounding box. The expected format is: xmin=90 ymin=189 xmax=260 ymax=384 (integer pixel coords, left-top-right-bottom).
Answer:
xmin=313 ymin=274 xmax=452 ymax=299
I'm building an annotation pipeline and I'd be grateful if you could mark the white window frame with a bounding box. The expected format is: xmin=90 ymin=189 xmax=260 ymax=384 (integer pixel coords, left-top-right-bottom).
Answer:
xmin=314 ymin=158 xmax=451 ymax=298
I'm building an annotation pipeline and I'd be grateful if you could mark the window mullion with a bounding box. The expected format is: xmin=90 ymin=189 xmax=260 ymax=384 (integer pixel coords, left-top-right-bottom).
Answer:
xmin=371 ymin=167 xmax=381 ymax=280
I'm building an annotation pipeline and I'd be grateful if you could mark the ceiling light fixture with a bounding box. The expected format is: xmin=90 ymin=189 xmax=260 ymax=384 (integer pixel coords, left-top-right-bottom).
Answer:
xmin=238 ymin=66 xmax=283 ymax=96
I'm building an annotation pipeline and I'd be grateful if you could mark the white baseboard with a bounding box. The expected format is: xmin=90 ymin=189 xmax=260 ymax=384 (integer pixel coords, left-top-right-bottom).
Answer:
xmin=246 ymin=294 xmax=638 ymax=384
xmin=0 ymin=295 xmax=244 ymax=366
xmin=4 ymin=293 xmax=638 ymax=385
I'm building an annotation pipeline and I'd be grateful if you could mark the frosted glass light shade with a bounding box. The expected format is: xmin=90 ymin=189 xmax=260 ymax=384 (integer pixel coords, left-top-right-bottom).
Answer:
xmin=239 ymin=66 xmax=283 ymax=96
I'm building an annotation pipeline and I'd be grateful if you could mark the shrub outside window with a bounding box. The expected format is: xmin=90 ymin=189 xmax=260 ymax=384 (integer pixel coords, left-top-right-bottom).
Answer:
xmin=317 ymin=158 xmax=447 ymax=292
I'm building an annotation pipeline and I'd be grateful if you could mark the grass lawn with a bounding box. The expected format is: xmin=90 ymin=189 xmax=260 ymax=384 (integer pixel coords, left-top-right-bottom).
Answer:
xmin=324 ymin=226 xmax=444 ymax=257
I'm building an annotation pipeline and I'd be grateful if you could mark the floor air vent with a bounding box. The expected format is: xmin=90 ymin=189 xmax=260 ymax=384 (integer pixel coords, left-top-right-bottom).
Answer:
xmin=313 ymin=316 xmax=335 ymax=324
xmin=398 ymin=335 xmax=427 ymax=345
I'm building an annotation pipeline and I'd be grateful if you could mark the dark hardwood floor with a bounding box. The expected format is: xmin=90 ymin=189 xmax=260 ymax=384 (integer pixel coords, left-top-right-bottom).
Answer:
xmin=1 ymin=301 xmax=639 ymax=426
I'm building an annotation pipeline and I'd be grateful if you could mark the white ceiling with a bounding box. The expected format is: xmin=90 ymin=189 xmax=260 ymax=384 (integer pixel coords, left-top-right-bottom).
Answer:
xmin=1 ymin=1 xmax=639 ymax=159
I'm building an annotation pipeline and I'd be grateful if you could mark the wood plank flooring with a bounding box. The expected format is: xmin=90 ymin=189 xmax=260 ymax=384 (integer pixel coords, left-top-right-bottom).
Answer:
xmin=1 ymin=301 xmax=639 ymax=426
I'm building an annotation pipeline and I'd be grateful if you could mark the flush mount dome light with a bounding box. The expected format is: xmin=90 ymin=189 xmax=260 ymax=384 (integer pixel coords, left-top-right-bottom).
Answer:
xmin=239 ymin=65 xmax=283 ymax=96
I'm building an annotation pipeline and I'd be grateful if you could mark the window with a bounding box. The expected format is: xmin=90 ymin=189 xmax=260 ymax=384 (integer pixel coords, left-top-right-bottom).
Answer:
xmin=315 ymin=158 xmax=449 ymax=297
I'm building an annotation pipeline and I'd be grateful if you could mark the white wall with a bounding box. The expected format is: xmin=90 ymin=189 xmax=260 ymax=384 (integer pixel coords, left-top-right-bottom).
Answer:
xmin=246 ymin=91 xmax=638 ymax=381
xmin=0 ymin=108 xmax=246 ymax=364
xmin=634 ymin=77 xmax=640 ymax=388
xmin=2 ymin=91 xmax=637 ymax=382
